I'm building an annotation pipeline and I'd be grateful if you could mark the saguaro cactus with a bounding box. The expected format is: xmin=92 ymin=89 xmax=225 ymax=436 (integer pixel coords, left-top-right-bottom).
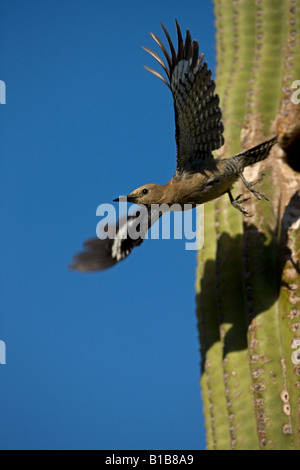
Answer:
xmin=196 ymin=0 xmax=300 ymax=450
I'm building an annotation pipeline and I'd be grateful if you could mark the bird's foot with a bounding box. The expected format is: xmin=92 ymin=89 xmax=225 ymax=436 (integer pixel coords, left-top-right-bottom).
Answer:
xmin=231 ymin=194 xmax=253 ymax=217
xmin=240 ymin=173 xmax=269 ymax=201
xmin=228 ymin=190 xmax=253 ymax=217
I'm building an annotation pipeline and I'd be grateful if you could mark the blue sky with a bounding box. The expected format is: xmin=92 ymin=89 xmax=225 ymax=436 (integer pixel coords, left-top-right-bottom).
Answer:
xmin=0 ymin=0 xmax=216 ymax=450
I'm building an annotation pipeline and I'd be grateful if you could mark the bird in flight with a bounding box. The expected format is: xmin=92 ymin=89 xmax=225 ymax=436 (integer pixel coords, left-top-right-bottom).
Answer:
xmin=70 ymin=20 xmax=277 ymax=272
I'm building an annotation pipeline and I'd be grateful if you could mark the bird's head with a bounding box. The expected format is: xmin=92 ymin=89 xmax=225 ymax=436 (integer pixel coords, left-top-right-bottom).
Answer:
xmin=114 ymin=184 xmax=165 ymax=207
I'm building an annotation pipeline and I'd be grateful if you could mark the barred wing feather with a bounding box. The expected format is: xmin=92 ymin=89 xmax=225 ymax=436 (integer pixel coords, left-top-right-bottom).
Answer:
xmin=143 ymin=20 xmax=224 ymax=174
xmin=69 ymin=208 xmax=162 ymax=271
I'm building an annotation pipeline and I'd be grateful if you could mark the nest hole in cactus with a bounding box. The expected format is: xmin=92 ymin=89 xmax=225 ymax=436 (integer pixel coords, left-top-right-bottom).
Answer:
xmin=284 ymin=134 xmax=300 ymax=172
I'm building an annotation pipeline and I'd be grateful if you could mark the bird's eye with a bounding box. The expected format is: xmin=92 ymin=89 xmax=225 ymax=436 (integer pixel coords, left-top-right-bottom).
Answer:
xmin=142 ymin=188 xmax=149 ymax=195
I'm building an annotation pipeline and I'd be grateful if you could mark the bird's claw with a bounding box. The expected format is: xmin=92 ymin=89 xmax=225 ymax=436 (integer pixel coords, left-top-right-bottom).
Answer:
xmin=240 ymin=173 xmax=269 ymax=201
xmin=231 ymin=194 xmax=253 ymax=217
xmin=251 ymin=188 xmax=269 ymax=201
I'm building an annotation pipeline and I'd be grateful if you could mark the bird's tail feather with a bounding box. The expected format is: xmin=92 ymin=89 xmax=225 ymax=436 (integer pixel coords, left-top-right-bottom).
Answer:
xmin=232 ymin=136 xmax=277 ymax=172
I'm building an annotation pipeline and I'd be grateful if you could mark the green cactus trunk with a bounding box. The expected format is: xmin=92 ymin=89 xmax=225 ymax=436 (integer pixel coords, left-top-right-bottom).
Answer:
xmin=196 ymin=0 xmax=300 ymax=450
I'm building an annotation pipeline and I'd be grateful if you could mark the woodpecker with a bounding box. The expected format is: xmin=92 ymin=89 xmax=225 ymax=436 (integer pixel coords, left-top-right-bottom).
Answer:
xmin=69 ymin=20 xmax=277 ymax=272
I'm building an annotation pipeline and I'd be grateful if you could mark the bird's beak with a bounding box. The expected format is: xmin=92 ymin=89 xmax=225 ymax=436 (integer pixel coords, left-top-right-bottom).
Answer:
xmin=127 ymin=195 xmax=138 ymax=203
xmin=113 ymin=195 xmax=137 ymax=203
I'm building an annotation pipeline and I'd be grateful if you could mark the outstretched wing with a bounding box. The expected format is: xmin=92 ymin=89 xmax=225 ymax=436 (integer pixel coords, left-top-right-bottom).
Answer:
xmin=69 ymin=208 xmax=162 ymax=272
xmin=143 ymin=20 xmax=224 ymax=175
